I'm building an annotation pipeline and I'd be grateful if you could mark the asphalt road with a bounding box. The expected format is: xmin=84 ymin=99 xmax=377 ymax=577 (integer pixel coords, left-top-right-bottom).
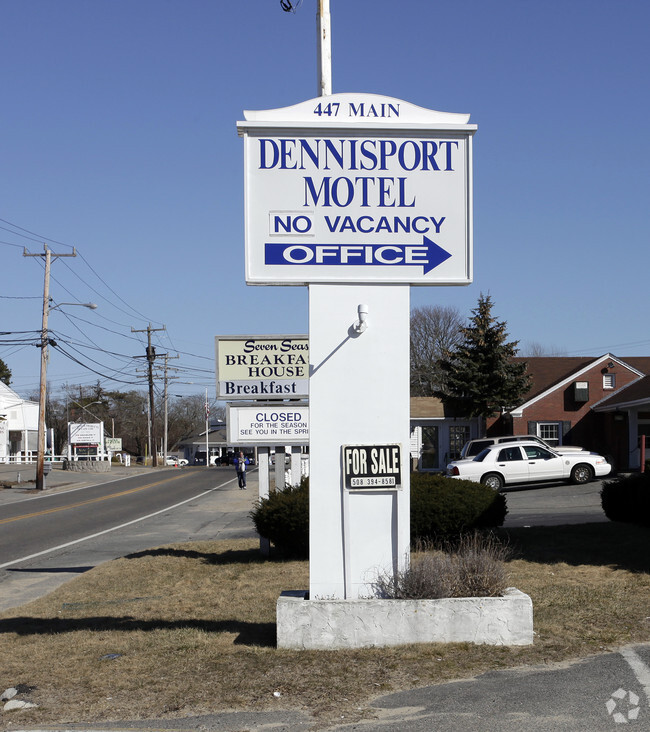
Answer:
xmin=0 ymin=466 xmax=258 ymax=612
xmin=1 ymin=467 xmax=235 ymax=564
xmin=332 ymin=644 xmax=650 ymax=731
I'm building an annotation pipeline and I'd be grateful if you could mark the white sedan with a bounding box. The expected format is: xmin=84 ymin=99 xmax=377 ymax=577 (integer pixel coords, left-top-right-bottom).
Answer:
xmin=446 ymin=441 xmax=611 ymax=491
xmin=165 ymin=456 xmax=188 ymax=467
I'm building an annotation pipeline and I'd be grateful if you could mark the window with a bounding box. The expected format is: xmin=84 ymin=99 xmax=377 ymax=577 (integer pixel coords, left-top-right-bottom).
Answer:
xmin=574 ymin=381 xmax=589 ymax=402
xmin=539 ymin=423 xmax=559 ymax=446
xmin=421 ymin=426 xmax=439 ymax=470
xmin=524 ymin=445 xmax=552 ymax=460
xmin=637 ymin=414 xmax=650 ymax=454
xmin=603 ymin=373 xmax=616 ymax=389
xmin=449 ymin=425 xmax=470 ymax=461
xmin=465 ymin=439 xmax=493 ymax=457
xmin=498 ymin=446 xmax=523 ymax=462
xmin=474 ymin=448 xmax=490 ymax=462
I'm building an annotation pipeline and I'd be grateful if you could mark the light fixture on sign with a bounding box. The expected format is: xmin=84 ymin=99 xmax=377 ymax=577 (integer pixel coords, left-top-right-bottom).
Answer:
xmin=352 ymin=304 xmax=369 ymax=334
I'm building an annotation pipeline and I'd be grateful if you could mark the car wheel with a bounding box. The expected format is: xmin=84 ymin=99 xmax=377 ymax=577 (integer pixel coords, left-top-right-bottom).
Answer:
xmin=481 ymin=473 xmax=504 ymax=491
xmin=571 ymin=464 xmax=593 ymax=484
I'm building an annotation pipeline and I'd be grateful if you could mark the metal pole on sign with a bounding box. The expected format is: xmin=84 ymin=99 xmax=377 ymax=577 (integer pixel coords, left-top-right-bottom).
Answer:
xmin=317 ymin=0 xmax=332 ymax=96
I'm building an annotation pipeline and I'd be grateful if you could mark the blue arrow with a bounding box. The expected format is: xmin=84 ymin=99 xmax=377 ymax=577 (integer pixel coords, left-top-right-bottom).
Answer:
xmin=264 ymin=236 xmax=451 ymax=275
xmin=421 ymin=236 xmax=452 ymax=274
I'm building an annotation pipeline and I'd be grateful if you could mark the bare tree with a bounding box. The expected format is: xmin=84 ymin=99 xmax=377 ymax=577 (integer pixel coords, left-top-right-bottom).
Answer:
xmin=164 ymin=394 xmax=226 ymax=449
xmin=410 ymin=304 xmax=464 ymax=396
xmin=520 ymin=341 xmax=568 ymax=357
xmin=41 ymin=383 xmax=227 ymax=458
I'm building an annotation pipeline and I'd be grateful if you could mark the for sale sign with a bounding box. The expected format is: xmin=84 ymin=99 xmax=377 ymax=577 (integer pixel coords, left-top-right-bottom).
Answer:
xmin=238 ymin=93 xmax=476 ymax=286
xmin=342 ymin=444 xmax=402 ymax=490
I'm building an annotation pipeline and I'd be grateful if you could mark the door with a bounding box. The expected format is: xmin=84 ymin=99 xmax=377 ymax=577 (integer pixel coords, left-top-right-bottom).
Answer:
xmin=494 ymin=445 xmax=529 ymax=483
xmin=420 ymin=426 xmax=439 ymax=470
xmin=522 ymin=445 xmax=565 ymax=481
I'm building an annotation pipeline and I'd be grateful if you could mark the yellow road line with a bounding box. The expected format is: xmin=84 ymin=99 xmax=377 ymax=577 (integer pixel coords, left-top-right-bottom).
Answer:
xmin=0 ymin=473 xmax=188 ymax=525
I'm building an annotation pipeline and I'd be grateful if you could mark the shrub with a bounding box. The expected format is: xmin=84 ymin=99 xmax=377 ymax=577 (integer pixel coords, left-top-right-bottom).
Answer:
xmin=410 ymin=472 xmax=508 ymax=541
xmin=601 ymin=472 xmax=650 ymax=526
xmin=249 ymin=473 xmax=507 ymax=558
xmin=374 ymin=532 xmax=511 ymax=599
xmin=249 ymin=477 xmax=309 ymax=558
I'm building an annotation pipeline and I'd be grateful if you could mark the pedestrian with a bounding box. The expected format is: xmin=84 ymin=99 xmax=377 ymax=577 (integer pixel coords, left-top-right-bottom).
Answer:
xmin=234 ymin=451 xmax=249 ymax=489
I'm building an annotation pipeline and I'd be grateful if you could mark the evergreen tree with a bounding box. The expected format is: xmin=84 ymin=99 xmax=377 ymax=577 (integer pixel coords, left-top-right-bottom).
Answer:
xmin=433 ymin=294 xmax=530 ymax=418
xmin=0 ymin=358 xmax=11 ymax=386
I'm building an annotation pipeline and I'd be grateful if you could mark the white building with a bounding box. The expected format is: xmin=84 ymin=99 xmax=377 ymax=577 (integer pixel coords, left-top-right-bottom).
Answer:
xmin=410 ymin=397 xmax=480 ymax=472
xmin=0 ymin=381 xmax=40 ymax=463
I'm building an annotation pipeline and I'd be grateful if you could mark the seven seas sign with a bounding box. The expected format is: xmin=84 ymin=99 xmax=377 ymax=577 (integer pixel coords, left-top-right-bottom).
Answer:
xmin=215 ymin=334 xmax=309 ymax=400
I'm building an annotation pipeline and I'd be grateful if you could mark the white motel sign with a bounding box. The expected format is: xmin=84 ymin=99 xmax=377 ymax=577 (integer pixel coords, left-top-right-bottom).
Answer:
xmin=237 ymin=93 xmax=476 ymax=286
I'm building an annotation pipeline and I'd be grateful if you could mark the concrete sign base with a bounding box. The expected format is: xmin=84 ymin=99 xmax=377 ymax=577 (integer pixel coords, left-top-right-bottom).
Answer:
xmin=277 ymin=589 xmax=534 ymax=649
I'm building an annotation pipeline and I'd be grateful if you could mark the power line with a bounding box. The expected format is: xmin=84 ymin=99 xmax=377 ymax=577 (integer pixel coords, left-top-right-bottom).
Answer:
xmin=0 ymin=216 xmax=73 ymax=249
xmin=52 ymin=342 xmax=142 ymax=385
xmin=0 ymin=239 xmax=27 ymax=249
xmin=6 ymin=217 xmax=215 ymax=392
xmin=2 ymin=215 xmax=161 ymax=327
xmin=60 ymin=256 xmax=163 ymax=325
xmin=78 ymin=251 xmax=162 ymax=324
xmin=0 ymin=295 xmax=41 ymax=300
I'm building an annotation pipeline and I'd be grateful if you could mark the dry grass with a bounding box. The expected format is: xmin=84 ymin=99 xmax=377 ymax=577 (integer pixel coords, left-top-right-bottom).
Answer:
xmin=1 ymin=523 xmax=650 ymax=728
xmin=374 ymin=533 xmax=511 ymax=599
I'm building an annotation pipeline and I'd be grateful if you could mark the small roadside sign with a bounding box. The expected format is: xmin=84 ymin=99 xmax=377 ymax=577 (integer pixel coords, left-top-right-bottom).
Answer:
xmin=227 ymin=403 xmax=309 ymax=445
xmin=342 ymin=444 xmax=402 ymax=490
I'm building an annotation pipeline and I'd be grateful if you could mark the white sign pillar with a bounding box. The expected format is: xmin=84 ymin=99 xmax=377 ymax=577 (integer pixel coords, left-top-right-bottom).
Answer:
xmin=237 ymin=93 xmax=475 ymax=602
xmin=309 ymin=283 xmax=410 ymax=598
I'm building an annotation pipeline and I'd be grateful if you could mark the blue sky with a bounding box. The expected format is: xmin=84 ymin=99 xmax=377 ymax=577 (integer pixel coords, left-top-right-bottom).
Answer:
xmin=2 ymin=0 xmax=649 ymax=400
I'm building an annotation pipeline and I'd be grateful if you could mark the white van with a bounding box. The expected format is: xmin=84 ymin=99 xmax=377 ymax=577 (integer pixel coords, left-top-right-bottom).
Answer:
xmin=460 ymin=435 xmax=586 ymax=460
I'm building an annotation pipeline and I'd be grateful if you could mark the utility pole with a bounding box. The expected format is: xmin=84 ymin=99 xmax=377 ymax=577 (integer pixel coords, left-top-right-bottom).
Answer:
xmin=24 ymin=245 xmax=77 ymax=490
xmin=161 ymin=353 xmax=179 ymax=465
xmin=132 ymin=323 xmax=166 ymax=466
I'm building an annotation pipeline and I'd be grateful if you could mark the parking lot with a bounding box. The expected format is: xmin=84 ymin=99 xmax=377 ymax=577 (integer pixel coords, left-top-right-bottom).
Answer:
xmin=502 ymin=477 xmax=610 ymax=527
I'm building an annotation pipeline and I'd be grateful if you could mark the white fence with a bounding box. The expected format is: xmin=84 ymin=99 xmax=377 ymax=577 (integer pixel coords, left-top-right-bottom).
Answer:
xmin=0 ymin=454 xmax=105 ymax=465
